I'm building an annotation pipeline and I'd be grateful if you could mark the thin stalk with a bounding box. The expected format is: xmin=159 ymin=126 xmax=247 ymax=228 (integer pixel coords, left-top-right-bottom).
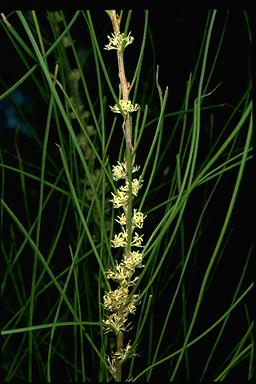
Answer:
xmin=106 ymin=10 xmax=136 ymax=382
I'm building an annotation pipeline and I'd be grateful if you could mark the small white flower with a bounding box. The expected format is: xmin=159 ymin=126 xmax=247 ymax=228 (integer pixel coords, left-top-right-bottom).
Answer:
xmin=111 ymin=230 xmax=128 ymax=248
xmin=119 ymin=178 xmax=143 ymax=197
xmin=126 ymin=294 xmax=139 ymax=314
xmin=131 ymin=232 xmax=144 ymax=247
xmin=112 ymin=162 xmax=127 ymax=180
xmin=132 ymin=209 xmax=146 ymax=228
xmin=131 ymin=179 xmax=143 ymax=196
xmin=132 ymin=164 xmax=140 ymax=174
xmin=110 ymin=99 xmax=140 ymax=115
xmin=104 ymin=31 xmax=134 ymax=51
xmin=103 ymin=313 xmax=129 ymax=335
xmin=106 ymin=355 xmax=116 ymax=377
xmin=112 ymin=340 xmax=133 ymax=362
xmin=110 ymin=190 xmax=128 ymax=208
xmin=116 ymin=212 xmax=127 ymax=226
xmin=106 ymin=264 xmax=132 ymax=283
xmin=112 ymin=162 xmax=140 ymax=181
xmin=128 ymin=251 xmax=144 ymax=268
xmin=118 ymin=179 xmax=143 ymax=197
xmin=103 ymin=286 xmax=129 ymax=311
xmin=116 ymin=210 xmax=146 ymax=229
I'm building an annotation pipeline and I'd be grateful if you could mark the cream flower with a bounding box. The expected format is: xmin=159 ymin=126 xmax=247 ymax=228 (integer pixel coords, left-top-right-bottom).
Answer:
xmin=115 ymin=212 xmax=127 ymax=226
xmin=110 ymin=190 xmax=128 ymax=208
xmin=131 ymin=232 xmax=144 ymax=247
xmin=123 ymin=251 xmax=144 ymax=269
xmin=131 ymin=179 xmax=143 ymax=196
xmin=112 ymin=162 xmax=140 ymax=181
xmin=103 ymin=313 xmax=128 ymax=334
xmin=111 ymin=230 xmax=128 ymax=248
xmin=112 ymin=162 xmax=127 ymax=180
xmin=106 ymin=264 xmax=132 ymax=283
xmin=110 ymin=99 xmax=139 ymax=115
xmin=106 ymin=355 xmax=117 ymax=378
xmin=103 ymin=286 xmax=129 ymax=311
xmin=104 ymin=31 xmax=134 ymax=51
xmin=116 ymin=210 xmax=146 ymax=229
xmin=119 ymin=178 xmax=143 ymax=197
xmin=112 ymin=340 xmax=132 ymax=362
xmin=126 ymin=294 xmax=139 ymax=315
xmin=132 ymin=209 xmax=146 ymax=228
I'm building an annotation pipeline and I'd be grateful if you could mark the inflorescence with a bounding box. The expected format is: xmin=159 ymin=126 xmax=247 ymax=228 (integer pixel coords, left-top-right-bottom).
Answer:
xmin=104 ymin=31 xmax=134 ymax=52
xmin=103 ymin=162 xmax=145 ymax=335
xmin=103 ymin=19 xmax=144 ymax=377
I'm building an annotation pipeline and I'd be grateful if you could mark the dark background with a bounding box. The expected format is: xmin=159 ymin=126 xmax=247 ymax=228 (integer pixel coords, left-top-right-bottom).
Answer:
xmin=1 ymin=10 xmax=254 ymax=381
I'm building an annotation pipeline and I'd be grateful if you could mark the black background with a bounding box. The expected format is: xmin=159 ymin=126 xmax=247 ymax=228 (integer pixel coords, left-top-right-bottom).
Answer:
xmin=1 ymin=9 xmax=255 ymax=382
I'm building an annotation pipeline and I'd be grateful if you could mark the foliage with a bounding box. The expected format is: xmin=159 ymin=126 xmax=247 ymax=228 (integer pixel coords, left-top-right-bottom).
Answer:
xmin=1 ymin=10 xmax=254 ymax=382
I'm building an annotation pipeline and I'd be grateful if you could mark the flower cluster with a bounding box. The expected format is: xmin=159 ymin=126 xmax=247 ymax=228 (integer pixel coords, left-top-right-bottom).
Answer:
xmin=109 ymin=179 xmax=143 ymax=208
xmin=103 ymin=161 xmax=145 ymax=337
xmin=106 ymin=341 xmax=133 ymax=379
xmin=104 ymin=31 xmax=134 ymax=51
xmin=112 ymin=162 xmax=140 ymax=181
xmin=110 ymin=99 xmax=140 ymax=115
xmin=116 ymin=209 xmax=145 ymax=229
xmin=103 ymin=16 xmax=143 ymax=378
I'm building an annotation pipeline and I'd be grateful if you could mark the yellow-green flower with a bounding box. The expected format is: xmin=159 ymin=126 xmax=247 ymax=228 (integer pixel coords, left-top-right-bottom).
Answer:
xmin=119 ymin=178 xmax=143 ymax=197
xmin=110 ymin=99 xmax=139 ymax=115
xmin=112 ymin=162 xmax=140 ymax=181
xmin=131 ymin=232 xmax=144 ymax=247
xmin=110 ymin=190 xmax=128 ymax=208
xmin=111 ymin=230 xmax=128 ymax=248
xmin=116 ymin=209 xmax=146 ymax=229
xmin=104 ymin=31 xmax=134 ymax=51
